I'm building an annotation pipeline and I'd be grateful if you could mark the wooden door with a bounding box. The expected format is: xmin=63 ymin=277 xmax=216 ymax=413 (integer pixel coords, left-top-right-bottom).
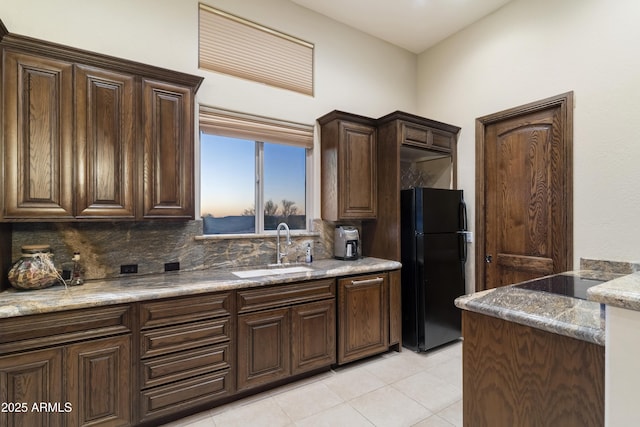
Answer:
xmin=2 ymin=50 xmax=74 ymax=219
xmin=337 ymin=273 xmax=388 ymax=364
xmin=0 ymin=347 xmax=64 ymax=427
xmin=237 ymin=307 xmax=290 ymax=390
xmin=476 ymin=93 xmax=573 ymax=290
xmin=65 ymin=335 xmax=132 ymax=427
xmin=75 ymin=65 xmax=136 ymax=219
xmin=141 ymin=78 xmax=194 ymax=219
xmin=291 ymin=300 xmax=335 ymax=375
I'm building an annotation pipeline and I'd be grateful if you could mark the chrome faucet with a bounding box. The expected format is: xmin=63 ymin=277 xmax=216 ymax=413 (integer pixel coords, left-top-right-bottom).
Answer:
xmin=276 ymin=222 xmax=291 ymax=265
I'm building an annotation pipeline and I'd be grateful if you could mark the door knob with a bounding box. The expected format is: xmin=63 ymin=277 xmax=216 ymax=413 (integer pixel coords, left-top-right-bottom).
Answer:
xmin=485 ymin=255 xmax=493 ymax=263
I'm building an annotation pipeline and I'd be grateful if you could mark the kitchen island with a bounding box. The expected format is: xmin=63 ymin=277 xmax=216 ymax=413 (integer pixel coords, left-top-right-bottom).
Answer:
xmin=455 ymin=270 xmax=623 ymax=427
xmin=0 ymin=257 xmax=401 ymax=427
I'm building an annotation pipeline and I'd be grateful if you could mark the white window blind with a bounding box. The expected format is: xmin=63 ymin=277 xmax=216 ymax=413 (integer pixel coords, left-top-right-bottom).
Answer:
xmin=199 ymin=105 xmax=314 ymax=149
xmin=199 ymin=4 xmax=314 ymax=96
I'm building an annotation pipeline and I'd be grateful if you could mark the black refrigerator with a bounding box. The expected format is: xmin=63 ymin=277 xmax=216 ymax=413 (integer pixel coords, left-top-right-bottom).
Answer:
xmin=401 ymin=187 xmax=467 ymax=351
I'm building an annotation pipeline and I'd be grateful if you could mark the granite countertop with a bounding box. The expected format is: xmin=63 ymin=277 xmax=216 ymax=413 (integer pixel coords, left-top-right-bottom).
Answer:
xmin=455 ymin=270 xmax=624 ymax=346
xmin=0 ymin=257 xmax=401 ymax=319
xmin=588 ymin=271 xmax=640 ymax=311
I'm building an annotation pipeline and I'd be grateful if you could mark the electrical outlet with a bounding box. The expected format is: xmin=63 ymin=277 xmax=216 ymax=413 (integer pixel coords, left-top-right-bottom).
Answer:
xmin=464 ymin=231 xmax=473 ymax=243
xmin=164 ymin=262 xmax=180 ymax=272
xmin=120 ymin=264 xmax=138 ymax=274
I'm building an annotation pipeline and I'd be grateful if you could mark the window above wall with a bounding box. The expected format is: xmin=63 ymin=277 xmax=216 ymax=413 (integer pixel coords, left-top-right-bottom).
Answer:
xmin=199 ymin=107 xmax=314 ymax=236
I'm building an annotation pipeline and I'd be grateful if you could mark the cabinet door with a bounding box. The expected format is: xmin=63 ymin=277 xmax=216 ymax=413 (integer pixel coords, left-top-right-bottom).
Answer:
xmin=338 ymin=273 xmax=389 ymax=364
xmin=0 ymin=347 xmax=64 ymax=427
xmin=237 ymin=307 xmax=290 ymax=391
xmin=65 ymin=335 xmax=131 ymax=427
xmin=2 ymin=50 xmax=74 ymax=219
xmin=338 ymin=121 xmax=377 ymax=219
xmin=75 ymin=65 xmax=136 ymax=219
xmin=141 ymin=79 xmax=194 ymax=219
xmin=291 ymin=300 xmax=336 ymax=375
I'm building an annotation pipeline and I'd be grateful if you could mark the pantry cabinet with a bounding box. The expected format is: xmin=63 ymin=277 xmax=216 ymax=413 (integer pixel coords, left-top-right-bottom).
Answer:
xmin=318 ymin=111 xmax=378 ymax=220
xmin=0 ymin=25 xmax=202 ymax=221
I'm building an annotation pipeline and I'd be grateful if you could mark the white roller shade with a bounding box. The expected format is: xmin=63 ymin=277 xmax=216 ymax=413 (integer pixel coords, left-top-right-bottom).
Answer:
xmin=199 ymin=4 xmax=314 ymax=96
xmin=199 ymin=106 xmax=314 ymax=149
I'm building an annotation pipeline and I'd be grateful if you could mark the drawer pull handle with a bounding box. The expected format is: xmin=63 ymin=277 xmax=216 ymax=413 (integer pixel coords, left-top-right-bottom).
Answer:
xmin=350 ymin=277 xmax=384 ymax=286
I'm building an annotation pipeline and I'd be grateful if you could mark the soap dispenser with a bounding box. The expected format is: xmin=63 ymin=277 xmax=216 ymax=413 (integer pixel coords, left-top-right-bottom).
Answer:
xmin=305 ymin=243 xmax=313 ymax=263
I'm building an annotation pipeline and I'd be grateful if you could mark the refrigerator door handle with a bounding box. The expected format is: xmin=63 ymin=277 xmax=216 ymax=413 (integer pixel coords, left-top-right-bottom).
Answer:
xmin=459 ymin=201 xmax=468 ymax=231
xmin=458 ymin=232 xmax=468 ymax=263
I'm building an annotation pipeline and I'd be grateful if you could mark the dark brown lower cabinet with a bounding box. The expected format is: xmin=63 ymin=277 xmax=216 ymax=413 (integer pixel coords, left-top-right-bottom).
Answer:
xmin=0 ymin=271 xmax=398 ymax=425
xmin=291 ymin=300 xmax=336 ymax=375
xmin=0 ymin=306 xmax=132 ymax=427
xmin=66 ymin=336 xmax=131 ymax=427
xmin=237 ymin=307 xmax=291 ymax=390
xmin=337 ymin=273 xmax=389 ymax=364
xmin=137 ymin=292 xmax=234 ymax=425
xmin=462 ymin=311 xmax=604 ymax=427
xmin=236 ymin=279 xmax=336 ymax=392
xmin=0 ymin=347 xmax=64 ymax=427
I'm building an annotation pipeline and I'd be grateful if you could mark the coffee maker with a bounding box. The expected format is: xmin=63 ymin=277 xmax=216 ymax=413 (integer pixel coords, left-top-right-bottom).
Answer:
xmin=334 ymin=226 xmax=360 ymax=260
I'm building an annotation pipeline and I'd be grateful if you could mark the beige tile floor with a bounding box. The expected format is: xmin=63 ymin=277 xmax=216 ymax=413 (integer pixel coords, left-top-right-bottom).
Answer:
xmin=162 ymin=340 xmax=462 ymax=427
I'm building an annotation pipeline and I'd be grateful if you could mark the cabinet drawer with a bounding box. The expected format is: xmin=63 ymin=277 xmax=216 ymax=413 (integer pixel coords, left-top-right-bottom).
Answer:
xmin=140 ymin=318 xmax=230 ymax=359
xmin=140 ymin=292 xmax=231 ymax=328
xmin=141 ymin=343 xmax=231 ymax=389
xmin=237 ymin=279 xmax=335 ymax=313
xmin=431 ymin=128 xmax=453 ymax=151
xmin=401 ymin=122 xmax=453 ymax=153
xmin=402 ymin=122 xmax=429 ymax=145
xmin=139 ymin=369 xmax=232 ymax=423
xmin=0 ymin=305 xmax=131 ymax=354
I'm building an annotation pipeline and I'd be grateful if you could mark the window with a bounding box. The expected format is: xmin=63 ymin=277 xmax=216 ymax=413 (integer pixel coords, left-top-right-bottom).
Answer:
xmin=200 ymin=107 xmax=313 ymax=235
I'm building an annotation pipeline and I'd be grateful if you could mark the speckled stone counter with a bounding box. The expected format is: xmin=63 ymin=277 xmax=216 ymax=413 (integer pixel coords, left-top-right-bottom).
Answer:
xmin=587 ymin=272 xmax=640 ymax=311
xmin=455 ymin=270 xmax=624 ymax=346
xmin=0 ymin=257 xmax=401 ymax=319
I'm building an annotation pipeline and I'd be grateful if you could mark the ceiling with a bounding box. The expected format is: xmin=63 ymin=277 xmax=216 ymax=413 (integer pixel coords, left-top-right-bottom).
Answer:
xmin=289 ymin=0 xmax=513 ymax=54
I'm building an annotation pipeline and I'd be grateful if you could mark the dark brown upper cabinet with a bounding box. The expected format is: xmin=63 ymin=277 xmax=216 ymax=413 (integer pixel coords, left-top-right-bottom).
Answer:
xmin=318 ymin=111 xmax=378 ymax=221
xmin=0 ymin=22 xmax=202 ymax=221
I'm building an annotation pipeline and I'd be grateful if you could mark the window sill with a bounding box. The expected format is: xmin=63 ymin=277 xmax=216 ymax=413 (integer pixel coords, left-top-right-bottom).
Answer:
xmin=194 ymin=231 xmax=321 ymax=241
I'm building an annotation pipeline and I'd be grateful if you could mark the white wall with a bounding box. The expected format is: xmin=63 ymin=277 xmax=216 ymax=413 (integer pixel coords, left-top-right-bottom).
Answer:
xmin=417 ymin=0 xmax=640 ymax=291
xmin=0 ymin=0 xmax=418 ymax=219
xmin=606 ymin=305 xmax=640 ymax=426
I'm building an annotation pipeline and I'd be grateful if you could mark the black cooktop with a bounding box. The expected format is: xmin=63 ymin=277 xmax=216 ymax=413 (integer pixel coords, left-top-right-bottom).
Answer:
xmin=514 ymin=275 xmax=606 ymax=300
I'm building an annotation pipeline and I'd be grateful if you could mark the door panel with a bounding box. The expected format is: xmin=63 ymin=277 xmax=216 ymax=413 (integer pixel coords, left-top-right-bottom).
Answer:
xmin=75 ymin=65 xmax=136 ymax=218
xmin=2 ymin=51 xmax=74 ymax=219
xmin=477 ymin=93 xmax=573 ymax=290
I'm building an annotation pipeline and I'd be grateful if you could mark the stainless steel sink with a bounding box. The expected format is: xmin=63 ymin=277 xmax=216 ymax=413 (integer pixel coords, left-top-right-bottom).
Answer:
xmin=232 ymin=265 xmax=313 ymax=278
